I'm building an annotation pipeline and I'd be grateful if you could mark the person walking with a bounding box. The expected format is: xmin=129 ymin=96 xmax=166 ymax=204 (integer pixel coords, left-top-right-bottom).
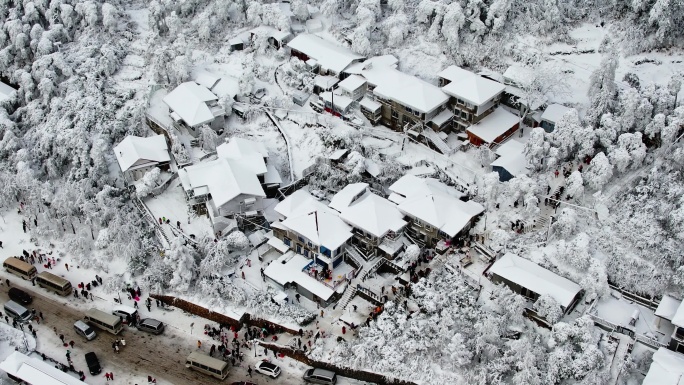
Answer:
xmin=342 ymin=326 xmax=346 ymax=334
xmin=110 ymin=373 xmax=114 ymax=380
xmin=69 ymin=340 xmax=75 ymax=348
xmin=59 ymin=334 xmax=65 ymax=343
xmin=146 ymin=302 xmax=151 ymax=312
xmin=197 ymin=340 xmax=202 ymax=349
xmin=247 ymin=367 xmax=253 ymax=377
xmin=134 ymin=301 xmax=138 ymax=309
xmin=105 ymin=372 xmax=111 ymax=381
xmin=210 ymin=344 xmax=216 ymax=357
xmin=121 ymin=338 xmax=126 ymax=346
xmin=65 ymin=263 xmax=69 ymax=271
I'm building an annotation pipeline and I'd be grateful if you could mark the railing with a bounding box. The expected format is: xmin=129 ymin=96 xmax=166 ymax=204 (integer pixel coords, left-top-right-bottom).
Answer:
xmin=635 ymin=334 xmax=667 ymax=349
xmin=588 ymin=313 xmax=619 ymax=332
xmin=607 ymin=284 xmax=660 ymax=310
xmin=356 ymin=284 xmax=383 ymax=306
xmin=150 ymin=173 xmax=178 ymax=197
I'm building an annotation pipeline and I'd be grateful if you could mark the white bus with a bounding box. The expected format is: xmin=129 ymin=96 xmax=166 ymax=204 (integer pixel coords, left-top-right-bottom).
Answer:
xmin=0 ymin=351 xmax=88 ymax=385
xmin=3 ymin=257 xmax=37 ymax=281
xmin=84 ymin=309 xmax=123 ymax=335
xmin=35 ymin=271 xmax=72 ymax=296
xmin=185 ymin=352 xmax=230 ymax=380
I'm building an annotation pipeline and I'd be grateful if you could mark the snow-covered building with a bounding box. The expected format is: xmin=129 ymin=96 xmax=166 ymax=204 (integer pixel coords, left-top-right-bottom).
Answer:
xmin=488 ymin=253 xmax=583 ymax=318
xmin=287 ymin=34 xmax=365 ymax=77
xmin=192 ymin=69 xmax=240 ymax=102
xmin=216 ymin=137 xmax=281 ymax=192
xmin=0 ymin=80 xmax=16 ymax=104
xmin=540 ymin=103 xmax=573 ymax=133
xmin=0 ymin=351 xmax=89 ymax=385
xmin=491 ymin=139 xmax=529 ymax=182
xmin=343 ymin=54 xmax=399 ymax=76
xmin=337 ymin=74 xmax=367 ymax=101
xmin=329 ymin=183 xmax=407 ymax=259
xmin=440 ymin=65 xmax=506 ymax=133
xmin=466 ymin=107 xmax=520 ymax=147
xmin=312 ymin=75 xmax=339 ymax=95
xmin=655 ymin=295 xmax=684 ymax=353
xmin=319 ymin=92 xmax=354 ymax=115
xmin=362 ymin=65 xmax=450 ymax=132
xmin=163 ymin=82 xmax=225 ymax=136
xmin=263 ymin=251 xmax=338 ymax=306
xmin=388 ymin=175 xmax=483 ymax=248
xmin=643 ymin=348 xmax=684 ymax=385
xmin=113 ymin=135 xmax=171 ymax=183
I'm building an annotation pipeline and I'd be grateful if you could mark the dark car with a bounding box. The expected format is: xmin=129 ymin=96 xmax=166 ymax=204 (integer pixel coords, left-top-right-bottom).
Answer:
xmin=8 ymin=288 xmax=32 ymax=305
xmin=84 ymin=352 xmax=101 ymax=375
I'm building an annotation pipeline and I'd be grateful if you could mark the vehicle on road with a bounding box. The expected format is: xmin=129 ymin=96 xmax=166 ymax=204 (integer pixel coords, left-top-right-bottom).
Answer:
xmin=73 ymin=320 xmax=97 ymax=341
xmin=112 ymin=305 xmax=138 ymax=323
xmin=84 ymin=309 xmax=123 ymax=335
xmin=185 ymin=352 xmax=230 ymax=380
xmin=35 ymin=271 xmax=72 ymax=296
xmin=303 ymin=368 xmax=338 ymax=384
xmin=4 ymin=301 xmax=32 ymax=323
xmin=8 ymin=288 xmax=32 ymax=305
xmin=85 ymin=352 xmax=102 ymax=375
xmin=3 ymin=257 xmax=37 ymax=281
xmin=254 ymin=361 xmax=281 ymax=379
xmin=136 ymin=318 xmax=165 ymax=335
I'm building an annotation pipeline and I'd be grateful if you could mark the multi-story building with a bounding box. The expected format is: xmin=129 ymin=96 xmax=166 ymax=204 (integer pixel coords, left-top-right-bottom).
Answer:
xmin=114 ymin=135 xmax=171 ymax=184
xmin=163 ymin=82 xmax=225 ymax=137
xmin=287 ymin=34 xmax=365 ymax=78
xmin=655 ymin=295 xmax=684 ymax=354
xmin=328 ymin=183 xmax=407 ymax=260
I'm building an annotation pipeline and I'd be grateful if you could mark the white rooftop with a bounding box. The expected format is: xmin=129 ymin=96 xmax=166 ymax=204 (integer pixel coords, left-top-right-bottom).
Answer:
xmin=541 ymin=103 xmax=574 ymax=124
xmin=287 ymin=34 xmax=364 ymax=74
xmin=643 ymin=348 xmax=684 ymax=385
xmin=368 ymin=66 xmax=449 ymax=114
xmin=264 ymin=164 xmax=283 ymax=185
xmin=328 ymin=149 xmax=348 ymax=161
xmin=442 ymin=73 xmax=506 ymax=106
xmin=264 ymin=251 xmax=335 ymax=300
xmin=338 ymin=74 xmax=366 ymax=92
xmin=345 ymin=54 xmax=399 ymax=74
xmin=314 ymin=75 xmax=339 ymax=90
xmin=217 ymin=137 xmax=268 ymax=176
xmin=388 ymin=175 xmax=464 ymax=204
xmin=162 ymin=82 xmax=219 ymax=127
xmin=192 ymin=69 xmax=221 ymax=90
xmin=466 ymin=107 xmax=519 ymax=144
xmin=320 ymin=92 xmax=354 ymax=111
xmin=335 ymin=190 xmax=407 ymax=238
xmin=274 ymin=189 xmax=330 ymax=218
xmin=437 ymin=65 xmax=475 ymax=83
xmin=328 ymin=183 xmax=369 ymax=212
xmin=655 ymin=295 xmax=682 ymax=321
xmin=0 ymin=81 xmax=16 ymax=103
xmin=212 ymin=77 xmax=240 ymax=100
xmin=180 ymin=158 xmax=265 ymax=208
xmin=672 ymin=298 xmax=684 ymax=328
xmin=360 ymin=97 xmax=381 ymax=112
xmin=503 ymin=64 xmax=535 ymax=87
xmin=429 ymin=109 xmax=454 ymax=126
xmin=491 ymin=139 xmax=528 ymax=176
xmin=281 ymin=209 xmax=353 ymax=250
xmin=114 ymin=135 xmax=170 ymax=172
xmin=489 ymin=253 xmax=582 ymax=309
xmin=0 ymin=351 xmax=88 ymax=385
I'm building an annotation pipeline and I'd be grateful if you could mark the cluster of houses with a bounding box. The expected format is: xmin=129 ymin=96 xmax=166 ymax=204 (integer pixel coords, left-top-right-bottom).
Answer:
xmin=644 ymin=297 xmax=684 ymax=383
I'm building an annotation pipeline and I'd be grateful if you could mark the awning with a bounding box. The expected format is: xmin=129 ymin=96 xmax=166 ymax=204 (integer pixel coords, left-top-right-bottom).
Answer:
xmin=267 ymin=237 xmax=290 ymax=253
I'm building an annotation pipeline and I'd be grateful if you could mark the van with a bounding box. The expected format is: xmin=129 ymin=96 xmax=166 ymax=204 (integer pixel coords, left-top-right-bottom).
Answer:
xmin=303 ymin=368 xmax=338 ymax=384
xmin=112 ymin=305 xmax=138 ymax=322
xmin=73 ymin=320 xmax=97 ymax=341
xmin=8 ymin=288 xmax=32 ymax=305
xmin=84 ymin=309 xmax=123 ymax=335
xmin=136 ymin=318 xmax=164 ymax=335
xmin=4 ymin=301 xmax=32 ymax=323
xmin=84 ymin=352 xmax=101 ymax=375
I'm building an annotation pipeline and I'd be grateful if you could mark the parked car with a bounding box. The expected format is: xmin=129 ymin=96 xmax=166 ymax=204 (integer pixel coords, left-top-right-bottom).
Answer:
xmin=303 ymin=368 xmax=338 ymax=384
xmin=4 ymin=301 xmax=32 ymax=323
xmin=8 ymin=288 xmax=32 ymax=305
xmin=73 ymin=320 xmax=97 ymax=341
xmin=254 ymin=361 xmax=281 ymax=378
xmin=84 ymin=352 xmax=101 ymax=375
xmin=136 ymin=318 xmax=165 ymax=335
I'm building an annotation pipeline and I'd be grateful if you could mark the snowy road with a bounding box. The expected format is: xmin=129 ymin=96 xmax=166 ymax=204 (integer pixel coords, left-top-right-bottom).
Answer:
xmin=0 ymin=286 xmax=309 ymax=385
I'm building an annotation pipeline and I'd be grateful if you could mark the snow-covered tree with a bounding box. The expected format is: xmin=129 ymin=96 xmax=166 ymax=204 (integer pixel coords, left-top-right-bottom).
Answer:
xmin=564 ymin=171 xmax=584 ymax=202
xmin=199 ymin=125 xmax=218 ymax=152
xmin=552 ymin=207 xmax=578 ymax=239
xmin=534 ymin=294 xmax=563 ymax=324
xmin=584 ymin=152 xmax=613 ymax=190
xmin=135 ymin=167 xmax=161 ymax=198
xmin=586 ymin=47 xmax=619 ymax=126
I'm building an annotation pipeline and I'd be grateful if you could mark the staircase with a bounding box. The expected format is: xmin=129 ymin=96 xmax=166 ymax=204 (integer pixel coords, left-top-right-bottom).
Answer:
xmin=346 ymin=245 xmax=370 ymax=262
xmin=133 ymin=197 xmax=170 ymax=248
xmin=421 ymin=127 xmax=453 ymax=155
xmin=403 ymin=231 xmax=425 ymax=249
xmin=337 ymin=285 xmax=358 ymax=310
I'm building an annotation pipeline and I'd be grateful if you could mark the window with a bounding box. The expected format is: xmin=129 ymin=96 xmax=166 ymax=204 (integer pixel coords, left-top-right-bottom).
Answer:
xmin=457 ymin=99 xmax=464 ymax=105
xmin=460 ymin=111 xmax=468 ymax=120
xmin=413 ymin=110 xmax=420 ymax=117
xmin=298 ymin=236 xmax=304 ymax=243
xmin=391 ymin=109 xmax=399 ymax=118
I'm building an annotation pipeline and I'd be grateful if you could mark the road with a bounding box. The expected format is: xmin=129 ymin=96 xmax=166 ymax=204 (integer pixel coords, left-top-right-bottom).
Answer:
xmin=0 ymin=284 xmax=307 ymax=385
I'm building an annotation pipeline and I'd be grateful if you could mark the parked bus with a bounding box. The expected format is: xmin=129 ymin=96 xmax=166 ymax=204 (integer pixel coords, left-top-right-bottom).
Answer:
xmin=84 ymin=309 xmax=123 ymax=335
xmin=3 ymin=257 xmax=37 ymax=281
xmin=35 ymin=271 xmax=72 ymax=296
xmin=185 ymin=352 xmax=230 ymax=380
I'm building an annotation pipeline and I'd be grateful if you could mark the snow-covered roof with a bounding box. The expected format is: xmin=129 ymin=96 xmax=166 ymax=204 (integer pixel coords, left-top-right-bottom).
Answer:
xmin=281 ymin=209 xmax=353 ymax=250
xmin=437 ymin=65 xmax=475 ymax=83
xmin=466 ymin=107 xmax=519 ymax=144
xmin=489 ymin=253 xmax=582 ymax=309
xmin=368 ymin=66 xmax=449 ymax=114
xmin=643 ymin=348 xmax=684 ymax=385
xmin=491 ymin=139 xmax=528 ymax=176
xmin=271 ymin=29 xmax=292 ymax=42
xmin=503 ymin=64 xmax=535 ymax=87
xmin=364 ymin=159 xmax=381 ymax=177
xmin=336 ymin=190 xmax=407 ymax=238
xmin=275 ymin=189 xmax=329 ymax=218
xmin=216 ymin=137 xmax=269 ymax=175
xmin=114 ymin=135 xmax=170 ymax=172
xmin=388 ymin=175 xmax=463 ymax=204
xmin=429 ymin=109 xmax=454 ymax=126
xmin=655 ymin=295 xmax=682 ymax=321
xmin=0 ymin=81 xmax=16 ymax=103
xmin=0 ymin=351 xmax=88 ymax=385
xmin=180 ymin=159 xmax=265 ymax=208
xmin=314 ymin=75 xmax=339 ymax=90
xmin=162 ymin=82 xmax=219 ymax=127
xmin=212 ymin=77 xmax=240 ymax=100
xmin=672 ymin=298 xmax=684 ymax=327
xmin=345 ymin=55 xmax=399 ymax=74
xmin=320 ymin=92 xmax=354 ymax=111
xmin=229 ymin=37 xmax=245 ymax=46
xmin=442 ymin=74 xmax=505 ymax=106
xmin=505 ymin=85 xmax=547 ymax=111
xmin=541 ymin=103 xmax=574 ymax=124
xmin=329 ymin=183 xmax=369 ymax=212
xmin=338 ymin=75 xmax=366 ymax=92
xmin=360 ymin=97 xmax=381 ymax=112
xmin=193 ymin=69 xmax=221 ymax=90
xmin=287 ymin=34 xmax=364 ymax=74
xmin=264 ymin=252 xmax=335 ymax=300
xmin=397 ymin=189 xmax=484 ymax=238
xmin=328 ymin=149 xmax=348 ymax=161
xmin=264 ymin=164 xmax=283 ymax=185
